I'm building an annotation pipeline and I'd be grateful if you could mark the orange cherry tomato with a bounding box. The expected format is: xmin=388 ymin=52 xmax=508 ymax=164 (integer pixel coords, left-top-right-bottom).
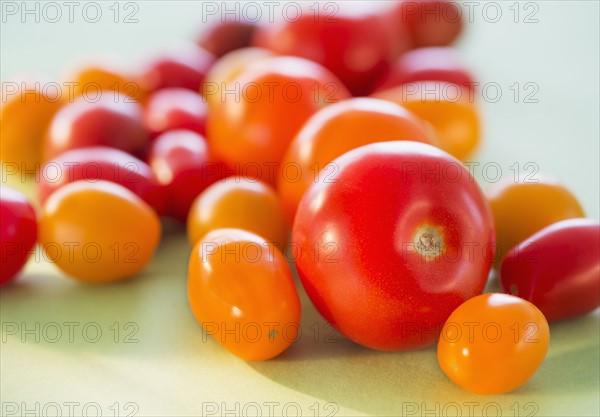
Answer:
xmin=437 ymin=293 xmax=550 ymax=394
xmin=38 ymin=180 xmax=161 ymax=283
xmin=187 ymin=177 xmax=288 ymax=248
xmin=207 ymin=56 xmax=350 ymax=186
xmin=488 ymin=177 xmax=585 ymax=266
xmin=278 ymin=97 xmax=434 ymax=222
xmin=1 ymin=79 xmax=64 ymax=172
xmin=374 ymin=81 xmax=480 ymax=160
xmin=188 ymin=228 xmax=300 ymax=361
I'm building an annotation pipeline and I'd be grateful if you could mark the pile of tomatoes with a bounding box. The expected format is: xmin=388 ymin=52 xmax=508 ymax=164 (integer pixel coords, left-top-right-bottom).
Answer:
xmin=1 ymin=1 xmax=598 ymax=396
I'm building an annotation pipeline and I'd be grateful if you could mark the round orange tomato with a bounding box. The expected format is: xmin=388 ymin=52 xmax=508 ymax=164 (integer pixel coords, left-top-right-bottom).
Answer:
xmin=207 ymin=56 xmax=350 ymax=185
xmin=374 ymin=81 xmax=480 ymax=160
xmin=38 ymin=180 xmax=161 ymax=283
xmin=188 ymin=228 xmax=300 ymax=361
xmin=437 ymin=293 xmax=550 ymax=394
xmin=278 ymin=97 xmax=434 ymax=222
xmin=187 ymin=177 xmax=288 ymax=248
xmin=488 ymin=177 xmax=585 ymax=265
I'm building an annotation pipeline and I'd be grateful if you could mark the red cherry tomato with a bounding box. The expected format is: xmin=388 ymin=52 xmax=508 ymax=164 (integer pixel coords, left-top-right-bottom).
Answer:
xmin=253 ymin=7 xmax=409 ymax=96
xmin=376 ymin=47 xmax=475 ymax=93
xmin=500 ymin=218 xmax=600 ymax=321
xmin=0 ymin=187 xmax=37 ymax=285
xmin=37 ymin=146 xmax=165 ymax=214
xmin=198 ymin=18 xmax=256 ymax=57
xmin=395 ymin=0 xmax=463 ymax=47
xmin=292 ymin=141 xmax=495 ymax=350
xmin=148 ymin=130 xmax=223 ymax=222
xmin=144 ymin=88 xmax=208 ymax=138
xmin=140 ymin=44 xmax=215 ymax=92
xmin=43 ymin=93 xmax=148 ymax=161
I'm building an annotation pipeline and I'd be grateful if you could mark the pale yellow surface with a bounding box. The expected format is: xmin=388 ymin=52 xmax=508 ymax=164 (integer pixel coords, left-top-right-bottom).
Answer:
xmin=1 ymin=1 xmax=599 ymax=416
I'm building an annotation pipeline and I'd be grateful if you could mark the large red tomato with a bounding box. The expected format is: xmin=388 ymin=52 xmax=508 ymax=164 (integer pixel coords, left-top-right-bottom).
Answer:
xmin=292 ymin=141 xmax=495 ymax=351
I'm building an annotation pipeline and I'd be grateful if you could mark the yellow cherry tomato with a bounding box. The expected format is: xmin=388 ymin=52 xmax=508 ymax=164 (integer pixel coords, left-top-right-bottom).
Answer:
xmin=188 ymin=228 xmax=300 ymax=361
xmin=187 ymin=176 xmax=289 ymax=248
xmin=38 ymin=180 xmax=161 ymax=283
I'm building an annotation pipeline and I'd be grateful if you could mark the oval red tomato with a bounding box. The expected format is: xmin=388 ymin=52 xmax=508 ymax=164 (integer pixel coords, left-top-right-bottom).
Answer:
xmin=198 ymin=18 xmax=256 ymax=57
xmin=0 ymin=187 xmax=37 ymax=285
xmin=500 ymin=218 xmax=600 ymax=321
xmin=144 ymin=88 xmax=208 ymax=138
xmin=292 ymin=141 xmax=495 ymax=350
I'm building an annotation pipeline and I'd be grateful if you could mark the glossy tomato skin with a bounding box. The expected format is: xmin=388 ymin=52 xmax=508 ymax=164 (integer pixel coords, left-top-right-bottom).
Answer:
xmin=43 ymin=93 xmax=149 ymax=161
xmin=488 ymin=177 xmax=585 ymax=266
xmin=293 ymin=141 xmax=495 ymax=350
xmin=38 ymin=180 xmax=161 ymax=283
xmin=198 ymin=19 xmax=256 ymax=57
xmin=278 ymin=97 xmax=434 ymax=223
xmin=207 ymin=56 xmax=350 ymax=186
xmin=395 ymin=0 xmax=463 ymax=47
xmin=37 ymin=146 xmax=165 ymax=214
xmin=187 ymin=177 xmax=289 ymax=248
xmin=140 ymin=44 xmax=215 ymax=92
xmin=144 ymin=88 xmax=208 ymax=138
xmin=437 ymin=293 xmax=550 ymax=394
xmin=188 ymin=228 xmax=301 ymax=361
xmin=149 ymin=130 xmax=223 ymax=222
xmin=500 ymin=219 xmax=600 ymax=321
xmin=0 ymin=187 xmax=37 ymax=285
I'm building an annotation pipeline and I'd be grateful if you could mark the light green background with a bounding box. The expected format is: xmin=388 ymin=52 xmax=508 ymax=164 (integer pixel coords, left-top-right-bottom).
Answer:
xmin=1 ymin=1 xmax=599 ymax=416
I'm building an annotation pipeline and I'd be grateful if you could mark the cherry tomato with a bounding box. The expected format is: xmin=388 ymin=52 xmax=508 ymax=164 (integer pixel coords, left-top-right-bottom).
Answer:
xmin=38 ymin=180 xmax=161 ymax=283
xmin=188 ymin=177 xmax=289 ymax=248
xmin=488 ymin=177 xmax=585 ymax=266
xmin=43 ymin=93 xmax=149 ymax=161
xmin=37 ymin=146 xmax=165 ymax=214
xmin=0 ymin=187 xmax=37 ymax=285
xmin=140 ymin=44 xmax=215 ymax=92
xmin=63 ymin=62 xmax=148 ymax=103
xmin=207 ymin=56 xmax=350 ymax=186
xmin=395 ymin=0 xmax=463 ymax=47
xmin=293 ymin=141 xmax=495 ymax=350
xmin=501 ymin=218 xmax=600 ymax=321
xmin=1 ymin=79 xmax=64 ymax=172
xmin=144 ymin=88 xmax=208 ymax=138
xmin=198 ymin=18 xmax=256 ymax=57
xmin=188 ymin=228 xmax=300 ymax=361
xmin=279 ymin=97 xmax=434 ymax=222
xmin=376 ymin=47 xmax=475 ymax=93
xmin=149 ymin=130 xmax=223 ymax=222
xmin=437 ymin=293 xmax=550 ymax=394
xmin=253 ymin=7 xmax=408 ymax=96
xmin=374 ymin=82 xmax=480 ymax=160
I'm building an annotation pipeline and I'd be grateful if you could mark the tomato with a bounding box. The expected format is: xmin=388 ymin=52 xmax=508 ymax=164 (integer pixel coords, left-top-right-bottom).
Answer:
xmin=375 ymin=47 xmax=475 ymax=93
xmin=0 ymin=187 xmax=37 ymax=285
xmin=188 ymin=177 xmax=289 ymax=248
xmin=144 ymin=88 xmax=208 ymax=138
xmin=1 ymin=79 xmax=64 ymax=172
xmin=207 ymin=56 xmax=350 ymax=186
xmin=253 ymin=7 xmax=408 ymax=96
xmin=37 ymin=146 xmax=165 ymax=214
xmin=394 ymin=0 xmax=463 ymax=47
xmin=278 ymin=97 xmax=434 ymax=222
xmin=38 ymin=180 xmax=160 ymax=283
xmin=293 ymin=141 xmax=495 ymax=350
xmin=140 ymin=44 xmax=215 ymax=92
xmin=149 ymin=130 xmax=223 ymax=222
xmin=198 ymin=18 xmax=256 ymax=57
xmin=188 ymin=228 xmax=300 ymax=360
xmin=374 ymin=81 xmax=480 ymax=160
xmin=437 ymin=293 xmax=550 ymax=394
xmin=500 ymin=218 xmax=600 ymax=321
xmin=488 ymin=177 xmax=585 ymax=266
xmin=63 ymin=62 xmax=148 ymax=103
xmin=43 ymin=93 xmax=149 ymax=161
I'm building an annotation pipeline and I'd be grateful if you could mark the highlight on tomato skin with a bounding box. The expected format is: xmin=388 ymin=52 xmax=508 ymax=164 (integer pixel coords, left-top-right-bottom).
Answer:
xmin=500 ymin=218 xmax=600 ymax=322
xmin=437 ymin=293 xmax=550 ymax=395
xmin=143 ymin=88 xmax=208 ymax=138
xmin=188 ymin=228 xmax=301 ymax=361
